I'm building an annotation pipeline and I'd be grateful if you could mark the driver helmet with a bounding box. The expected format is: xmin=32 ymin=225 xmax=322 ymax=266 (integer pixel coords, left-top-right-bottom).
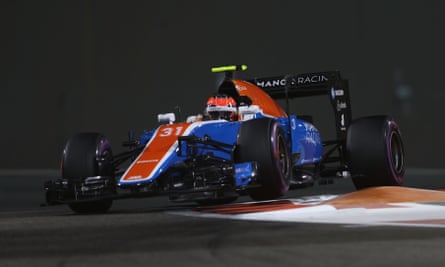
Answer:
xmin=204 ymin=94 xmax=238 ymax=121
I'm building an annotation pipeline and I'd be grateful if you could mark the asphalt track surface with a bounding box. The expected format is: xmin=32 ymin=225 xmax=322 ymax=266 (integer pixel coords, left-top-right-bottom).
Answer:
xmin=1 ymin=169 xmax=445 ymax=266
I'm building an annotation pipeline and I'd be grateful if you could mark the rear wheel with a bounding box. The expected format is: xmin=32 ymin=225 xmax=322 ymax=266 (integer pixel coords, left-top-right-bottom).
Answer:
xmin=61 ymin=132 xmax=115 ymax=213
xmin=346 ymin=116 xmax=405 ymax=190
xmin=236 ymin=118 xmax=291 ymax=200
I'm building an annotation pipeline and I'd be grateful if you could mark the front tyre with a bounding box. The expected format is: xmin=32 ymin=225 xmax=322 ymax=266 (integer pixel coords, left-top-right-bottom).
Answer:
xmin=61 ymin=132 xmax=115 ymax=213
xmin=236 ymin=118 xmax=291 ymax=200
xmin=346 ymin=116 xmax=405 ymax=190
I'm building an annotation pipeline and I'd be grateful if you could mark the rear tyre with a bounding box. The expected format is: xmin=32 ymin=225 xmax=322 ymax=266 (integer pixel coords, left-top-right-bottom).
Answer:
xmin=346 ymin=116 xmax=405 ymax=190
xmin=236 ymin=118 xmax=291 ymax=200
xmin=62 ymin=132 xmax=115 ymax=213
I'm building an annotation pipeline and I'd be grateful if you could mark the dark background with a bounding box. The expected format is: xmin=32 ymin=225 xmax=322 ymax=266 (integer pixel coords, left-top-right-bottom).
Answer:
xmin=1 ymin=0 xmax=444 ymax=169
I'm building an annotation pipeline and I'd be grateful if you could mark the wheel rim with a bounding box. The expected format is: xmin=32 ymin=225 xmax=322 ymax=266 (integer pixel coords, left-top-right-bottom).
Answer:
xmin=389 ymin=131 xmax=404 ymax=175
xmin=277 ymin=134 xmax=290 ymax=178
xmin=96 ymin=138 xmax=114 ymax=176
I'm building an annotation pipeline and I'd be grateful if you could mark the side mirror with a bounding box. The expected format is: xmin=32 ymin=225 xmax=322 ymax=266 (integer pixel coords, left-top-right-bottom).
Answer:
xmin=158 ymin=113 xmax=176 ymax=124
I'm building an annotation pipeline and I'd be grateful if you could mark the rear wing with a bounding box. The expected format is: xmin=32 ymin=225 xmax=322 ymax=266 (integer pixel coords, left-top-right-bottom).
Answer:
xmin=249 ymin=71 xmax=343 ymax=98
xmin=249 ymin=71 xmax=351 ymax=141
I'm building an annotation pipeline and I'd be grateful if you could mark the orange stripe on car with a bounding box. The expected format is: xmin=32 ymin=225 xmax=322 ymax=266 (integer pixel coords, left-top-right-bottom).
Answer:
xmin=122 ymin=123 xmax=191 ymax=182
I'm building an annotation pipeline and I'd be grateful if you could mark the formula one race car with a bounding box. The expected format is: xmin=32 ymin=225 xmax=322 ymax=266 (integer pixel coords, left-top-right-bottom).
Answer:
xmin=44 ymin=65 xmax=405 ymax=213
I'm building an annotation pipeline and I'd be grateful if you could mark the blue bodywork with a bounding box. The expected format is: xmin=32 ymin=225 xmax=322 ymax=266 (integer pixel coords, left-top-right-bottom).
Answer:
xmin=127 ymin=113 xmax=323 ymax=188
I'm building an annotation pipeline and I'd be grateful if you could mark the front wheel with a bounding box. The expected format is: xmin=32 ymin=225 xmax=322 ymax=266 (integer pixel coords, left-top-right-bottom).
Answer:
xmin=346 ymin=116 xmax=405 ymax=190
xmin=236 ymin=118 xmax=291 ymax=200
xmin=61 ymin=132 xmax=115 ymax=213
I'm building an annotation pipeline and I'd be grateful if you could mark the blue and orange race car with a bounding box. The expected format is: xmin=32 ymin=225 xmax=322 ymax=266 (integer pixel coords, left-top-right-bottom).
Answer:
xmin=44 ymin=65 xmax=405 ymax=214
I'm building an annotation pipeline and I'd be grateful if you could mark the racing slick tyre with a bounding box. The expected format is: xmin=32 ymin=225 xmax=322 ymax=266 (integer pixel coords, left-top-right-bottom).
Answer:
xmin=346 ymin=116 xmax=405 ymax=190
xmin=236 ymin=118 xmax=291 ymax=201
xmin=61 ymin=132 xmax=115 ymax=214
